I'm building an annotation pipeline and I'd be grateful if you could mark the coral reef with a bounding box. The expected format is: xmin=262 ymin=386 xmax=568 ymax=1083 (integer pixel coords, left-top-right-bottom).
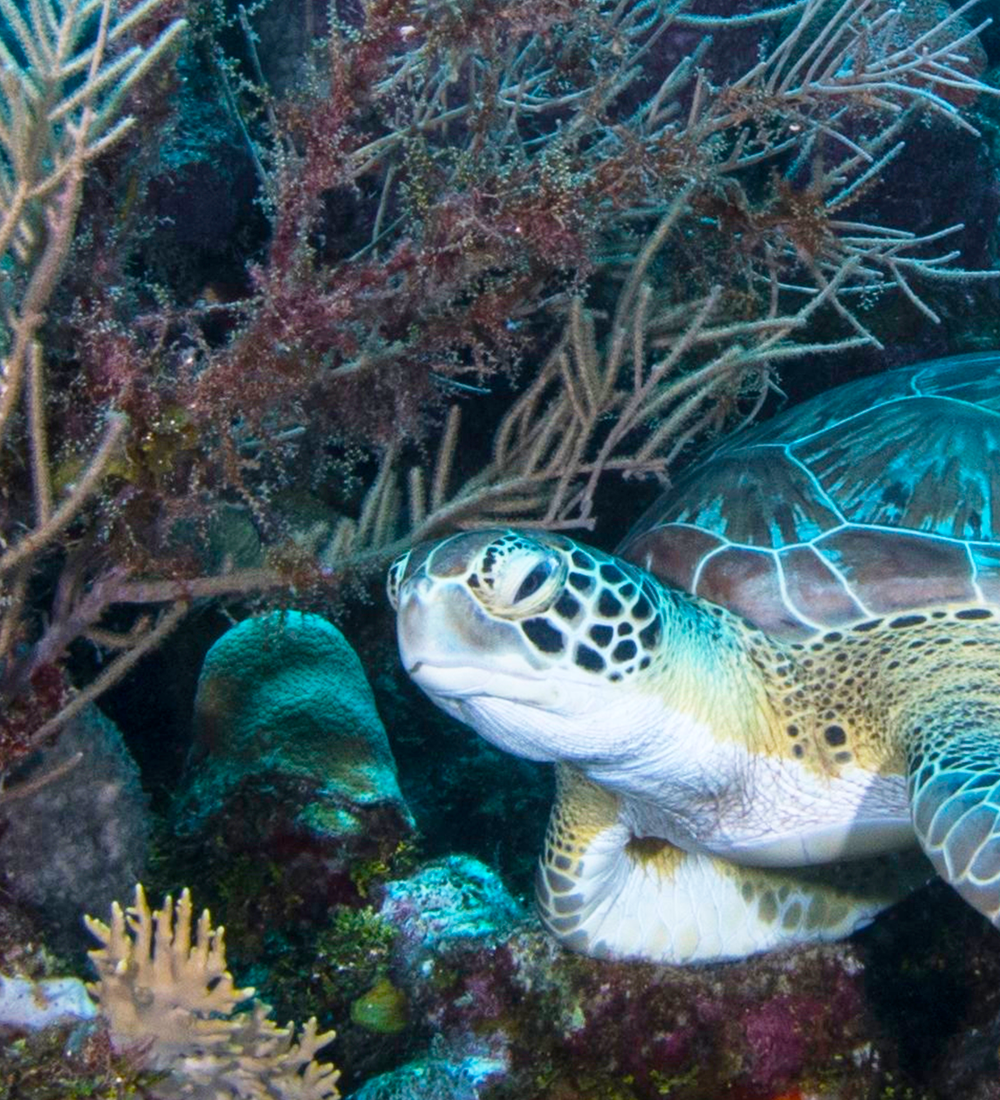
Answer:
xmin=0 ymin=1 xmax=996 ymax=1098
xmin=85 ymin=884 xmax=341 ymax=1099
xmin=0 ymin=1021 xmax=161 ymax=1099
xmin=2 ymin=0 xmax=999 ymax=773
xmin=0 ymin=856 xmax=997 ymax=1097
xmin=170 ymin=611 xmax=414 ymax=921
xmin=333 ymin=856 xmax=892 ymax=1099
xmin=154 ymin=611 xmax=417 ymax=1088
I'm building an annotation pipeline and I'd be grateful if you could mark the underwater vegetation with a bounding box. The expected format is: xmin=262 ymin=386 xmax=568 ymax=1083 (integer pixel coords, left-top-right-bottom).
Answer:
xmin=1 ymin=0 xmax=999 ymax=769
xmin=0 ymin=0 xmax=998 ymax=1096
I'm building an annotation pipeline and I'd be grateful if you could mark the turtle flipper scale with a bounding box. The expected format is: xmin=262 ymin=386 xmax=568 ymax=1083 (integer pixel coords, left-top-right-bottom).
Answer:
xmin=909 ymin=719 xmax=1000 ymax=923
xmin=540 ymin=764 xmax=930 ymax=964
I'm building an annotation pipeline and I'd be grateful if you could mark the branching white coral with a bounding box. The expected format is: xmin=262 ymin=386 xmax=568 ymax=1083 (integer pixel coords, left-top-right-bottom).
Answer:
xmin=85 ymin=884 xmax=341 ymax=1100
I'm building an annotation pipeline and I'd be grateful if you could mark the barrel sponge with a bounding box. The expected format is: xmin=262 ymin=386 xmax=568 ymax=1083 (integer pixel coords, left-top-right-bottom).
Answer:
xmin=188 ymin=611 xmax=409 ymax=828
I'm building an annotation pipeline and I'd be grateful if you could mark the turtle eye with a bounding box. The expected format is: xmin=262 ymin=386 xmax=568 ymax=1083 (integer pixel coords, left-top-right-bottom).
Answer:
xmin=514 ymin=561 xmax=554 ymax=603
xmin=475 ymin=538 xmax=566 ymax=617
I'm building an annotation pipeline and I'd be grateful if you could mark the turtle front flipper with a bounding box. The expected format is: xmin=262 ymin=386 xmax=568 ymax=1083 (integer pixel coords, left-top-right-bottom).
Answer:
xmin=908 ymin=715 xmax=1000 ymax=925
xmin=540 ymin=764 xmax=930 ymax=964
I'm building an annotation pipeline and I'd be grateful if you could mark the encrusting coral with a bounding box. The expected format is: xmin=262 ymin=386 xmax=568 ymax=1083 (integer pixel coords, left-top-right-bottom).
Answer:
xmin=84 ymin=884 xmax=341 ymax=1100
xmin=169 ymin=611 xmax=415 ymax=950
xmin=184 ymin=611 xmax=411 ymax=829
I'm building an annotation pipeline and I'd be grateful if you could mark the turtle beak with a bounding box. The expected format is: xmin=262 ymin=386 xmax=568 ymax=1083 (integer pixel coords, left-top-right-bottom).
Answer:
xmin=390 ymin=532 xmax=548 ymax=690
xmin=394 ymin=565 xmax=498 ymax=680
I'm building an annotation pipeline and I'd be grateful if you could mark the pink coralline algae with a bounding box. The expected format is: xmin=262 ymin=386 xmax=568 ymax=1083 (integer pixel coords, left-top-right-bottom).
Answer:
xmin=365 ymin=856 xmax=892 ymax=1100
xmin=742 ymin=996 xmax=815 ymax=1087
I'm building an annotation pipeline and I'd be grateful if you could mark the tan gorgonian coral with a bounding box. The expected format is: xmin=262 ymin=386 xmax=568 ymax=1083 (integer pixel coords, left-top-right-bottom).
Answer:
xmin=0 ymin=0 xmax=189 ymax=774
xmin=85 ymin=884 xmax=340 ymax=1100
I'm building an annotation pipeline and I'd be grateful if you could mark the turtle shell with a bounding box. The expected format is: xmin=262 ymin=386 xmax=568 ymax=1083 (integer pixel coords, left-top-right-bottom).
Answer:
xmin=617 ymin=352 xmax=1000 ymax=641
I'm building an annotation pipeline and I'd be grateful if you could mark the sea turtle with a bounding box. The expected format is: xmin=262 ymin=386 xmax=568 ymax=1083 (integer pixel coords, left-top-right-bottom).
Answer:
xmin=387 ymin=352 xmax=1000 ymax=964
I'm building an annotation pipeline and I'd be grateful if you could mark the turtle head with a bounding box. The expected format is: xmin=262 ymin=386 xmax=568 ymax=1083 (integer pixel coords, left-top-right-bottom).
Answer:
xmin=388 ymin=529 xmax=672 ymax=763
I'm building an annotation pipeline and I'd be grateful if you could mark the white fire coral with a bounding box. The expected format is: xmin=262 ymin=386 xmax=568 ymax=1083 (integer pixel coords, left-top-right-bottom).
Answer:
xmin=85 ymin=884 xmax=340 ymax=1100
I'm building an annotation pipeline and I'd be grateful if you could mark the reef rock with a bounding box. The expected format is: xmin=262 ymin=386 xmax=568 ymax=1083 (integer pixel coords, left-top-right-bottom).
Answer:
xmin=344 ymin=855 xmax=906 ymax=1099
xmin=0 ymin=975 xmax=95 ymax=1031
xmin=0 ymin=704 xmax=149 ymax=949
xmin=346 ymin=1045 xmax=507 ymax=1100
xmin=380 ymin=855 xmax=527 ymax=965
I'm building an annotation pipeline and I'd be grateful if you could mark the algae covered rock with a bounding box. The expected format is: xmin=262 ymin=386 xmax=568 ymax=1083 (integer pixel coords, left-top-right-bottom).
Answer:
xmin=345 ymin=1047 xmax=507 ymax=1100
xmin=353 ymin=857 xmax=900 ymax=1099
xmin=173 ymin=611 xmax=414 ymax=913
xmin=380 ymin=856 xmax=527 ymax=964
xmin=332 ymin=857 xmax=520 ymax=1098
xmin=0 ymin=704 xmax=149 ymax=948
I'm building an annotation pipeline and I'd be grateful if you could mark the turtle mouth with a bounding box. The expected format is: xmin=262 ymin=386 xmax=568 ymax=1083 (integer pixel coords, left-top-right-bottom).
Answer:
xmin=406 ymin=657 xmax=562 ymax=707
